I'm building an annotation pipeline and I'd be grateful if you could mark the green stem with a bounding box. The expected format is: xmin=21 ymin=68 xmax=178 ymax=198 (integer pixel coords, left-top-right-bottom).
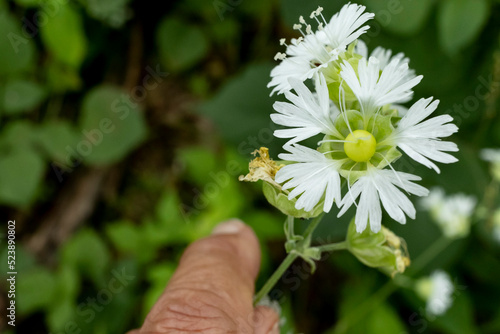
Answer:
xmin=333 ymin=236 xmax=452 ymax=333
xmin=254 ymin=213 xmax=326 ymax=306
xmin=334 ymin=281 xmax=397 ymax=334
xmin=254 ymin=252 xmax=298 ymax=305
xmin=303 ymin=213 xmax=325 ymax=243
xmin=317 ymin=241 xmax=348 ymax=252
xmin=407 ymin=236 xmax=452 ymax=275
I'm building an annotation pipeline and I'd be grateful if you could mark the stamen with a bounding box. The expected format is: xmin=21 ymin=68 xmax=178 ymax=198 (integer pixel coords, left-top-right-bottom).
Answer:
xmin=318 ymin=139 xmax=357 ymax=145
xmin=306 ymin=24 xmax=312 ymax=34
xmin=279 ymin=38 xmax=287 ymax=46
xmin=347 ymin=163 xmax=359 ymax=209
xmin=299 ymin=15 xmax=306 ymax=24
xmin=274 ymin=52 xmax=287 ymax=61
xmin=338 ymin=83 xmax=354 ymax=136
xmin=375 ymin=152 xmax=410 ymax=195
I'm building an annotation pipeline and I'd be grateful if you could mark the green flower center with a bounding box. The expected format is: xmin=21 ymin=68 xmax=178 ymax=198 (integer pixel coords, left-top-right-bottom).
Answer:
xmin=344 ymin=130 xmax=377 ymax=162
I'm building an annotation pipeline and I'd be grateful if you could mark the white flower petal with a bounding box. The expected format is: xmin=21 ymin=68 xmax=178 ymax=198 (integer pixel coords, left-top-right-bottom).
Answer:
xmin=276 ymin=144 xmax=342 ymax=212
xmin=392 ymin=97 xmax=459 ymax=173
xmin=268 ymin=3 xmax=374 ymax=95
xmin=338 ymin=167 xmax=428 ymax=232
xmin=271 ymin=73 xmax=341 ymax=144
xmin=341 ymin=57 xmax=422 ymax=114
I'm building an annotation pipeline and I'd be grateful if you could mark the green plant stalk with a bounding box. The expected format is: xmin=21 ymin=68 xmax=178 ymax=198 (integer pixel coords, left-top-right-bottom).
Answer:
xmin=407 ymin=235 xmax=452 ymax=275
xmin=254 ymin=214 xmax=346 ymax=305
xmin=317 ymin=241 xmax=348 ymax=252
xmin=334 ymin=235 xmax=452 ymax=332
xmin=253 ymin=251 xmax=299 ymax=305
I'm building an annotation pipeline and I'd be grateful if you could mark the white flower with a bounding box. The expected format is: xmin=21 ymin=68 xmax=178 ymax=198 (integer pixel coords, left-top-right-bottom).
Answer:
xmin=268 ymin=4 xmax=374 ymax=95
xmin=481 ymin=148 xmax=500 ymax=181
xmin=263 ymin=3 xmax=459 ymax=233
xmin=480 ymin=148 xmax=500 ymax=162
xmin=417 ymin=270 xmax=454 ymax=317
xmin=275 ymin=144 xmax=343 ymax=213
xmin=340 ymin=56 xmax=423 ymax=114
xmin=387 ymin=97 xmax=459 ymax=173
xmin=355 ymin=41 xmax=410 ymax=70
xmin=492 ymin=210 xmax=500 ymax=243
xmin=337 ymin=166 xmax=428 ymax=232
xmin=420 ymin=188 xmax=476 ymax=239
xmin=271 ymin=74 xmax=341 ymax=144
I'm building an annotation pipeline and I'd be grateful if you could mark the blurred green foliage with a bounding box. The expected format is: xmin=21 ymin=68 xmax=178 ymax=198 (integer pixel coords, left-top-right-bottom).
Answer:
xmin=0 ymin=0 xmax=499 ymax=333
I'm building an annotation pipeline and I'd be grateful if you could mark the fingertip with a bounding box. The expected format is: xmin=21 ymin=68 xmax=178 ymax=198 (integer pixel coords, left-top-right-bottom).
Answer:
xmin=180 ymin=218 xmax=261 ymax=281
xmin=253 ymin=305 xmax=280 ymax=334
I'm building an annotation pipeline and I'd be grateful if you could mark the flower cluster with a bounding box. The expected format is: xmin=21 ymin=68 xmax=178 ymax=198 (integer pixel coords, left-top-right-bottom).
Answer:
xmin=267 ymin=3 xmax=459 ymax=233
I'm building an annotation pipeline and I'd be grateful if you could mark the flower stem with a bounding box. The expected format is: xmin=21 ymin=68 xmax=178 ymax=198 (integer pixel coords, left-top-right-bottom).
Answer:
xmin=302 ymin=213 xmax=325 ymax=243
xmin=407 ymin=236 xmax=452 ymax=275
xmin=254 ymin=213 xmax=330 ymax=306
xmin=254 ymin=252 xmax=298 ymax=305
xmin=317 ymin=241 xmax=348 ymax=252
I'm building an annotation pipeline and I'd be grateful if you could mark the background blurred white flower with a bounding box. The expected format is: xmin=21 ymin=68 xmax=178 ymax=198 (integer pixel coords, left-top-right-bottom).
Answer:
xmin=416 ymin=270 xmax=455 ymax=317
xmin=481 ymin=148 xmax=500 ymax=181
xmin=420 ymin=188 xmax=477 ymax=239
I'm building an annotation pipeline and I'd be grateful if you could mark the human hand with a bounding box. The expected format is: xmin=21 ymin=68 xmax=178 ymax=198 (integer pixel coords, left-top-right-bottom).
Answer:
xmin=127 ymin=219 xmax=280 ymax=334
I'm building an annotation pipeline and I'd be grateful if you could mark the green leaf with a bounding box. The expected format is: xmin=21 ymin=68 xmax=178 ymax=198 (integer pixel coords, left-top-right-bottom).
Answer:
xmin=0 ymin=149 xmax=45 ymax=207
xmin=47 ymin=299 xmax=76 ymax=332
xmin=106 ymin=220 xmax=159 ymax=262
xmin=2 ymin=79 xmax=46 ymax=115
xmin=142 ymin=263 xmax=177 ymax=320
xmin=37 ymin=121 xmax=81 ymax=163
xmin=366 ymin=302 xmax=406 ymax=334
xmin=17 ymin=267 xmax=56 ymax=314
xmin=200 ymin=63 xmax=281 ymax=152
xmin=437 ymin=0 xmax=489 ymax=55
xmin=0 ymin=12 xmax=36 ymax=76
xmin=0 ymin=121 xmax=37 ymax=149
xmin=61 ymin=229 xmax=111 ymax=286
xmin=157 ymin=17 xmax=209 ymax=72
xmin=177 ymin=147 xmax=218 ymax=185
xmin=362 ymin=0 xmax=436 ymax=36
xmin=79 ymin=85 xmax=147 ymax=165
xmin=46 ymin=60 xmax=82 ymax=93
xmin=40 ymin=3 xmax=88 ymax=68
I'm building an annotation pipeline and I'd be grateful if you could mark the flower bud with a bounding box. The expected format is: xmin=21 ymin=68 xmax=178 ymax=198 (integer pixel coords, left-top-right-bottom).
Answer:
xmin=346 ymin=219 xmax=410 ymax=276
xmin=262 ymin=182 xmax=324 ymax=219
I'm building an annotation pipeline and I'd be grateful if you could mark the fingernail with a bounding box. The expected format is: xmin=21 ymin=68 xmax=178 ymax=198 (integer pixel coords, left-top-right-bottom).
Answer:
xmin=212 ymin=219 xmax=245 ymax=235
xmin=268 ymin=321 xmax=280 ymax=334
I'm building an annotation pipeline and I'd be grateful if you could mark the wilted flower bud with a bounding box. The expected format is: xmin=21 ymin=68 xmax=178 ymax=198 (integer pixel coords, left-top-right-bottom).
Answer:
xmin=240 ymin=147 xmax=324 ymax=218
xmin=346 ymin=219 xmax=410 ymax=276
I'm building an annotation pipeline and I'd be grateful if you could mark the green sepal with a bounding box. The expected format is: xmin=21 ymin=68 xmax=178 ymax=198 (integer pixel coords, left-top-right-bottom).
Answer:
xmin=346 ymin=219 xmax=399 ymax=272
xmin=262 ymin=181 xmax=324 ymax=219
